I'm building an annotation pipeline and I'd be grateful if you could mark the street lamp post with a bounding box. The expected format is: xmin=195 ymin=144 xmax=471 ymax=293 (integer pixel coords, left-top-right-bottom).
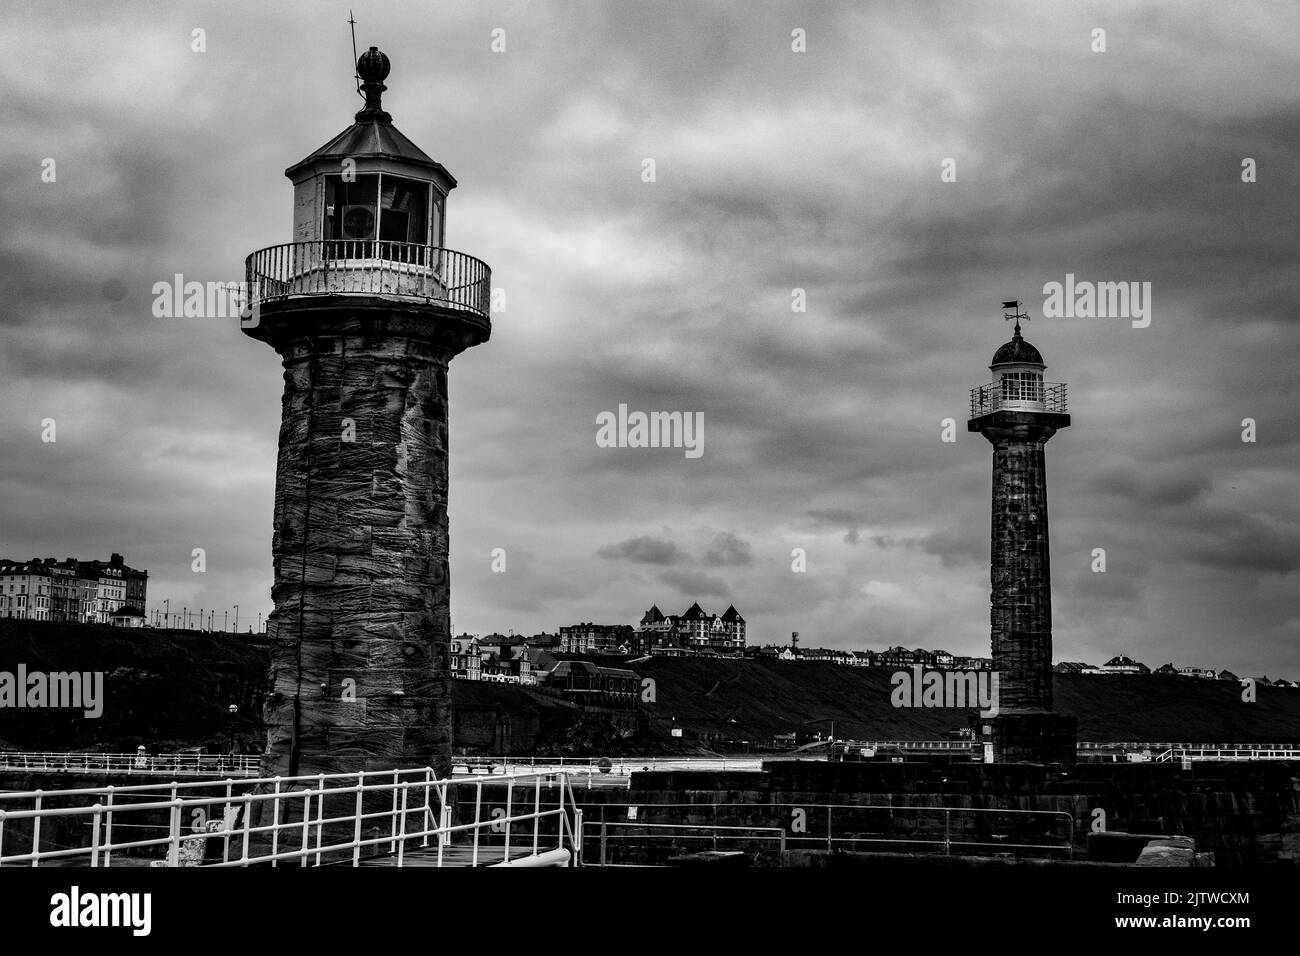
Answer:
xmin=226 ymin=703 xmax=239 ymax=755
xmin=233 ymin=604 xmax=239 ymax=634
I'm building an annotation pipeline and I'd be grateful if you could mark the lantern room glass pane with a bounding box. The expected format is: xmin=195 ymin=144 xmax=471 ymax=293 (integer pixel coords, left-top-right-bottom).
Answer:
xmin=1000 ymin=371 xmax=1043 ymax=403
xmin=324 ymin=174 xmax=379 ymax=249
xmin=379 ymin=176 xmax=430 ymax=246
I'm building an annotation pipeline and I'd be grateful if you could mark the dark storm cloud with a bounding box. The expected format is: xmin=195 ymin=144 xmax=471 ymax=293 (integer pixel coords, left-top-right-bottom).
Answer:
xmin=804 ymin=510 xmax=870 ymax=545
xmin=2 ymin=0 xmax=1298 ymax=677
xmin=703 ymin=532 xmax=753 ymax=567
xmin=598 ymin=535 xmax=686 ymax=566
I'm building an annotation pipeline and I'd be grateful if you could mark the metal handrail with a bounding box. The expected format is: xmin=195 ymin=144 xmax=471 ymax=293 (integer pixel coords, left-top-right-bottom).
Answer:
xmin=969 ymin=381 xmax=1068 ymax=416
xmin=245 ymin=241 xmax=491 ymax=316
xmin=586 ymin=801 xmax=1074 ymax=864
xmin=0 ymin=751 xmax=260 ymax=777
xmin=0 ymin=766 xmax=581 ymax=868
xmin=1153 ymin=746 xmax=1300 ymax=763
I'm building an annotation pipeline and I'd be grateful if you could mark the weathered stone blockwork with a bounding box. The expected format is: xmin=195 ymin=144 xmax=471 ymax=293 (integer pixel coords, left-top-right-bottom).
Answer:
xmin=970 ymin=405 xmax=1073 ymax=764
xmin=247 ymin=298 xmax=489 ymax=777
xmin=987 ymin=425 xmax=1056 ymax=713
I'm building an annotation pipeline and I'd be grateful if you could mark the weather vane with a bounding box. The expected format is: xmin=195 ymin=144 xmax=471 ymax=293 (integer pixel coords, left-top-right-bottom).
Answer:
xmin=348 ymin=11 xmax=363 ymax=100
xmin=1001 ymin=299 xmax=1030 ymax=335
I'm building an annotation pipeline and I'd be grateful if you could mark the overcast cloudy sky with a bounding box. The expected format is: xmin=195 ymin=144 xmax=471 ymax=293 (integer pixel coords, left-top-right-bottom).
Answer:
xmin=2 ymin=0 xmax=1297 ymax=675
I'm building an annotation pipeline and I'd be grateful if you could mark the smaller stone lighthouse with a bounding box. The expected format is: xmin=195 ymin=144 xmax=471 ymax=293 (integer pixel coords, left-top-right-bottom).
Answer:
xmin=968 ymin=304 xmax=1076 ymax=764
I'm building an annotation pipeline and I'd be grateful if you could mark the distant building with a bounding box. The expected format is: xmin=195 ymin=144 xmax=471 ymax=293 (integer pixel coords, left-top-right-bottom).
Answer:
xmin=1153 ymin=662 xmax=1179 ymax=676
xmin=111 ymin=605 xmax=146 ymax=628
xmin=1084 ymin=655 xmax=1150 ymax=675
xmin=451 ymin=633 xmax=556 ymax=686
xmin=93 ymin=564 xmax=126 ymax=623
xmin=0 ymin=553 xmax=147 ymax=624
xmin=1178 ymin=666 xmax=1218 ymax=679
xmin=798 ymin=647 xmax=854 ymax=665
xmin=525 ymin=632 xmax=562 ymax=650
xmin=108 ymin=553 xmax=149 ymax=614
xmin=635 ymin=602 xmax=746 ymax=656
xmin=544 ymin=660 xmax=638 ymax=708
xmin=0 ymin=560 xmax=53 ymax=621
xmin=558 ymin=623 xmax=635 ymax=655
xmin=49 ymin=563 xmax=79 ymax=621
xmin=1054 ymin=661 xmax=1091 ymax=674
xmin=874 ymin=646 xmax=921 ymax=669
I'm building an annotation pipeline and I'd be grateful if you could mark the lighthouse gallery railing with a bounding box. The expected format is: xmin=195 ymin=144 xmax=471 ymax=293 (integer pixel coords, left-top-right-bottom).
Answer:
xmin=245 ymin=241 xmax=491 ymax=318
xmin=969 ymin=382 xmax=1068 ymax=417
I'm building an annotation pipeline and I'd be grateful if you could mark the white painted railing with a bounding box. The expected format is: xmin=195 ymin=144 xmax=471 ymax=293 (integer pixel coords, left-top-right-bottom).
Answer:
xmin=0 ymin=767 xmax=585 ymax=867
xmin=0 ymin=751 xmax=260 ymax=777
xmin=1153 ymin=746 xmax=1300 ymax=763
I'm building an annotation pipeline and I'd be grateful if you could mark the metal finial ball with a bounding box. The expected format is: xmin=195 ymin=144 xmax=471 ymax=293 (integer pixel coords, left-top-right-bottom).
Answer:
xmin=357 ymin=46 xmax=390 ymax=82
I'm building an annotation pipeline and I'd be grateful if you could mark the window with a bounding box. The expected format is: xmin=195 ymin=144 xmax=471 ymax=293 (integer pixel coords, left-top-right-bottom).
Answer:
xmin=324 ymin=173 xmax=431 ymax=263
xmin=1000 ymin=371 xmax=1043 ymax=403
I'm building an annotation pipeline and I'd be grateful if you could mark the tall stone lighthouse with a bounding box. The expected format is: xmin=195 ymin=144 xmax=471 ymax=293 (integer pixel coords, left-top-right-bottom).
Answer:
xmin=243 ymin=47 xmax=491 ymax=777
xmin=968 ymin=305 xmax=1075 ymax=764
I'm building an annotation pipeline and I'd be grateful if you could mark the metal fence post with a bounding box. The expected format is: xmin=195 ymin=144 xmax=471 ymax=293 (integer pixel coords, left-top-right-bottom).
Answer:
xmin=421 ymin=767 xmax=433 ymax=849
xmin=31 ymin=792 xmax=42 ymax=868
xmin=353 ymin=772 xmax=365 ymax=866
xmin=533 ymin=775 xmax=541 ymax=855
xmin=300 ymin=791 xmax=312 ymax=866
xmin=240 ymin=793 xmax=252 ymax=864
xmin=103 ymin=786 xmax=114 ymax=867
xmin=89 ymin=804 xmax=103 ymax=867
xmin=439 ymin=804 xmax=452 ymax=864
xmin=504 ymin=777 xmax=513 ymax=862
xmin=389 ymin=771 xmax=399 ymax=854
xmin=167 ymin=798 xmax=183 ymax=867
xmin=574 ymin=807 xmax=583 ymax=866
xmin=270 ymin=777 xmax=282 ymax=867
xmin=472 ymin=779 xmax=482 ymax=867
xmin=222 ymin=778 xmax=234 ymax=863
xmin=315 ymin=775 xmax=326 ymax=867
xmin=396 ymin=786 xmax=409 ymax=867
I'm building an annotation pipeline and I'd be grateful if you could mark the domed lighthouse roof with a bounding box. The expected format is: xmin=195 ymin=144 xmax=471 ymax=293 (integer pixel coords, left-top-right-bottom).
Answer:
xmin=990 ymin=326 xmax=1044 ymax=368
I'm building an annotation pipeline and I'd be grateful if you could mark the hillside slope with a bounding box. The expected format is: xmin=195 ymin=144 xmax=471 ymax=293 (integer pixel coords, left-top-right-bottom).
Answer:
xmin=3 ymin=623 xmax=1297 ymax=751
xmin=616 ymin=656 xmax=1300 ymax=744
xmin=0 ymin=620 xmax=268 ymax=751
